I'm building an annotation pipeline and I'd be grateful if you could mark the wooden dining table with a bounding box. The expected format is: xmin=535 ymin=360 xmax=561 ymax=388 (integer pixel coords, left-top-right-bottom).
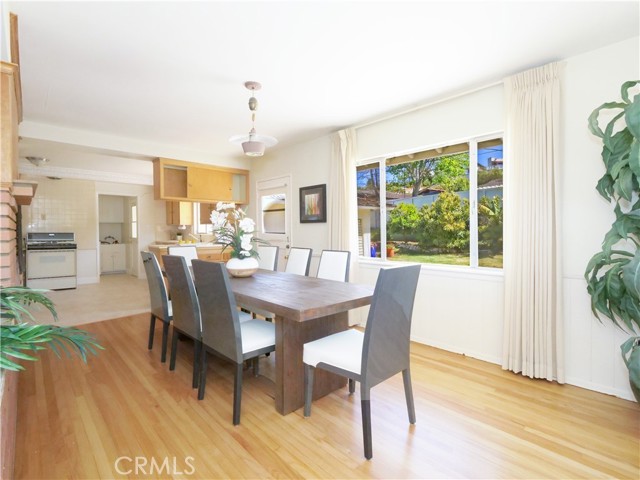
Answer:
xmin=229 ymin=269 xmax=374 ymax=415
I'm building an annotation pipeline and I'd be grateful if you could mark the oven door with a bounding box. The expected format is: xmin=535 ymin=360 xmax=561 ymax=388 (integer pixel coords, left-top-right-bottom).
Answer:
xmin=26 ymin=249 xmax=77 ymax=289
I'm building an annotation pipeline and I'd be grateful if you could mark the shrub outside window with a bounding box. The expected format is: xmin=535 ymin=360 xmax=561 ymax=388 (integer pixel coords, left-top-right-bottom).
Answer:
xmin=357 ymin=136 xmax=503 ymax=268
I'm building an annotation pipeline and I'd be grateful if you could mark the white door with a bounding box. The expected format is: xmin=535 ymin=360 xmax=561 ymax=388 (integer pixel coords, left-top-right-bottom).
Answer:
xmin=256 ymin=176 xmax=291 ymax=271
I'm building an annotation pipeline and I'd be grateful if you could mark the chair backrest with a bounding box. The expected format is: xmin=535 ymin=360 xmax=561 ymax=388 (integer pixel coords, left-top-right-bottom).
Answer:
xmin=284 ymin=247 xmax=312 ymax=276
xmin=257 ymin=245 xmax=279 ymax=271
xmin=167 ymin=245 xmax=199 ymax=266
xmin=316 ymin=250 xmax=351 ymax=282
xmin=191 ymin=260 xmax=242 ymax=363
xmin=162 ymin=255 xmax=202 ymax=339
xmin=140 ymin=251 xmax=171 ymax=321
xmin=361 ymin=264 xmax=421 ymax=388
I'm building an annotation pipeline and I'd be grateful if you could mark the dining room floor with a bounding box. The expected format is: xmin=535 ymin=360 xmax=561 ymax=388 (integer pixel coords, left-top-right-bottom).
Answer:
xmin=28 ymin=273 xmax=150 ymax=326
xmin=12 ymin=313 xmax=640 ymax=480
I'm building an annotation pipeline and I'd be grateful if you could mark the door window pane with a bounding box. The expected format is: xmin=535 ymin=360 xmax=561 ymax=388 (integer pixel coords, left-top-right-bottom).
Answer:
xmin=261 ymin=194 xmax=286 ymax=234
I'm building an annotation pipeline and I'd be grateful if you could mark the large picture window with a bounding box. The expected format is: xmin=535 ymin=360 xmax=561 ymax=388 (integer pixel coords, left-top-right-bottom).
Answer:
xmin=357 ymin=136 xmax=503 ymax=268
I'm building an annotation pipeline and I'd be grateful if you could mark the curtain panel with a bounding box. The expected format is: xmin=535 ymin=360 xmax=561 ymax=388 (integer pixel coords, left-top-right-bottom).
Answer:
xmin=329 ymin=128 xmax=358 ymax=257
xmin=502 ymin=62 xmax=565 ymax=382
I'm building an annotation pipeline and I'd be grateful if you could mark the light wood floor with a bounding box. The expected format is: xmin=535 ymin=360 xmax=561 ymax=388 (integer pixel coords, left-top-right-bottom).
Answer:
xmin=15 ymin=313 xmax=639 ymax=479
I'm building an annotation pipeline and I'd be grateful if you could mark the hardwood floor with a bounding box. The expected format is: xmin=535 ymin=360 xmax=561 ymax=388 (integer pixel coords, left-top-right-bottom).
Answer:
xmin=15 ymin=313 xmax=639 ymax=479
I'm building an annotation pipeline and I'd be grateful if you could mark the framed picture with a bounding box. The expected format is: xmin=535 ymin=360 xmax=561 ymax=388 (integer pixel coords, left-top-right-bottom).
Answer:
xmin=299 ymin=184 xmax=327 ymax=223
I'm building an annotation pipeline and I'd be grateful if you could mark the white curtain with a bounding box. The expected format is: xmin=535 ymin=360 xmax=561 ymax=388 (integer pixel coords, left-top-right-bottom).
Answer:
xmin=329 ymin=128 xmax=358 ymax=253
xmin=502 ymin=62 xmax=564 ymax=383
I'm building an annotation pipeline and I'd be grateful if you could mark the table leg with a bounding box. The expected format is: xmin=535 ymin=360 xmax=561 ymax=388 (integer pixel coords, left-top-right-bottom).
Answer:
xmin=274 ymin=312 xmax=349 ymax=415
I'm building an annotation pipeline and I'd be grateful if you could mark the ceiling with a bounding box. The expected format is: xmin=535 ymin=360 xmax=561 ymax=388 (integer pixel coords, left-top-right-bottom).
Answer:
xmin=6 ymin=1 xmax=640 ymax=172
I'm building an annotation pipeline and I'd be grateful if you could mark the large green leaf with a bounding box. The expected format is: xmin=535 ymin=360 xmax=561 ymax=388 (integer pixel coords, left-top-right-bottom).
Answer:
xmin=624 ymin=94 xmax=640 ymax=138
xmin=595 ymin=174 xmax=614 ymax=201
xmin=588 ymin=102 xmax=626 ymax=138
xmin=617 ymin=167 xmax=634 ymax=201
xmin=621 ymin=81 xmax=640 ymax=104
xmin=603 ymin=113 xmax=629 ymax=153
xmin=629 ymin=139 xmax=640 ymax=179
xmin=622 ymin=251 xmax=640 ymax=301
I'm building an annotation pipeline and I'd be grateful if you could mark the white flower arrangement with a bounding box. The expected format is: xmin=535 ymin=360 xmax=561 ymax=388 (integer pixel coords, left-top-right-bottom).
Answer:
xmin=210 ymin=202 xmax=264 ymax=259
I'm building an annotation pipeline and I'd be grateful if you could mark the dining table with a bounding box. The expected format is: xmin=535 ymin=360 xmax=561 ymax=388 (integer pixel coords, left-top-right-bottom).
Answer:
xmin=229 ymin=269 xmax=374 ymax=415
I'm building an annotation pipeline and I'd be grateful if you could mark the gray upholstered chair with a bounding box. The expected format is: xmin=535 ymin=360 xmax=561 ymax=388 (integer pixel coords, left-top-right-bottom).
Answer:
xmin=284 ymin=247 xmax=312 ymax=276
xmin=141 ymin=251 xmax=173 ymax=362
xmin=191 ymin=260 xmax=276 ymax=425
xmin=163 ymin=255 xmax=202 ymax=388
xmin=246 ymin=245 xmax=279 ymax=322
xmin=316 ymin=249 xmax=351 ymax=282
xmin=167 ymin=245 xmax=199 ymax=267
xmin=303 ymin=264 xmax=421 ymax=459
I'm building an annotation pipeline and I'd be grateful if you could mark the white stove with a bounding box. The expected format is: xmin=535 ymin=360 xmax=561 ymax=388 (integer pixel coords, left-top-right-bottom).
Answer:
xmin=26 ymin=232 xmax=78 ymax=290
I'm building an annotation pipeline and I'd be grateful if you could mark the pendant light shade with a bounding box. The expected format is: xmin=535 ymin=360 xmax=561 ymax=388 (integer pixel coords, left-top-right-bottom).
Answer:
xmin=229 ymin=81 xmax=277 ymax=157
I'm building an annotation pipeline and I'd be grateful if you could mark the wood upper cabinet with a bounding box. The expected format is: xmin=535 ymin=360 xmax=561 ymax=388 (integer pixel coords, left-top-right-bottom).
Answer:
xmin=153 ymin=158 xmax=249 ymax=204
xmin=188 ymin=167 xmax=233 ymax=201
xmin=166 ymin=201 xmax=193 ymax=225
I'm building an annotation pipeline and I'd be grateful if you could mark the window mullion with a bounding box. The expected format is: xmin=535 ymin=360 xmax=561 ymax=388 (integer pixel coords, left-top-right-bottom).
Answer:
xmin=380 ymin=159 xmax=387 ymax=260
xmin=469 ymin=140 xmax=479 ymax=267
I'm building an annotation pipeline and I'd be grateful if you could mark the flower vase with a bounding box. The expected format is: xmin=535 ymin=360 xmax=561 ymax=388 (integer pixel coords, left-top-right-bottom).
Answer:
xmin=226 ymin=257 xmax=259 ymax=277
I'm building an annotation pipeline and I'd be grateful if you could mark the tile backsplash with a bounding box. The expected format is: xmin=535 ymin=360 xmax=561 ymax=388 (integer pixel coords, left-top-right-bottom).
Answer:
xmin=22 ymin=177 xmax=97 ymax=249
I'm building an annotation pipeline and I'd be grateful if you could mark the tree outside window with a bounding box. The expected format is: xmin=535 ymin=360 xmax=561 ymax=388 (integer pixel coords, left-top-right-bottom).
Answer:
xmin=357 ymin=137 xmax=503 ymax=268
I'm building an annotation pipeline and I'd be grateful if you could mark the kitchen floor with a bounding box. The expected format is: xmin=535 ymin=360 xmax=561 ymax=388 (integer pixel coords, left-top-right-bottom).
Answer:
xmin=29 ymin=273 xmax=149 ymax=326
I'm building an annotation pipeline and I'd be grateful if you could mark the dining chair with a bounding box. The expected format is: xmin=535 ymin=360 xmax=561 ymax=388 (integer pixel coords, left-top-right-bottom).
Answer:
xmin=167 ymin=245 xmax=199 ymax=266
xmin=141 ymin=251 xmax=173 ymax=363
xmin=316 ymin=249 xmax=351 ymax=282
xmin=191 ymin=260 xmax=276 ymax=425
xmin=257 ymin=245 xmax=279 ymax=271
xmin=284 ymin=247 xmax=312 ymax=276
xmin=163 ymin=255 xmax=202 ymax=389
xmin=303 ymin=264 xmax=421 ymax=459
xmin=244 ymin=245 xmax=280 ymax=322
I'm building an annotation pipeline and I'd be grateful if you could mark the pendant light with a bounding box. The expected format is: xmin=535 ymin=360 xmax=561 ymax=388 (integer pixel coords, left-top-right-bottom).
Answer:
xmin=229 ymin=81 xmax=278 ymax=157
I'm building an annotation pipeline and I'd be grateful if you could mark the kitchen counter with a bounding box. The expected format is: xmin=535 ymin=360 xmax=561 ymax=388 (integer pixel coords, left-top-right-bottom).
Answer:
xmin=148 ymin=243 xmax=230 ymax=269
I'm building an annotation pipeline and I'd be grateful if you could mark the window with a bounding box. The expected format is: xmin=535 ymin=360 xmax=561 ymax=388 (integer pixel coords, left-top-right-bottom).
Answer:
xmin=131 ymin=205 xmax=138 ymax=239
xmin=194 ymin=203 xmax=213 ymax=235
xmin=357 ymin=136 xmax=503 ymax=268
xmin=261 ymin=194 xmax=286 ymax=234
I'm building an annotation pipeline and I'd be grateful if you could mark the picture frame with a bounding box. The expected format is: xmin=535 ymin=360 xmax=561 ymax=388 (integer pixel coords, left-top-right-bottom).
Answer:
xmin=299 ymin=184 xmax=327 ymax=223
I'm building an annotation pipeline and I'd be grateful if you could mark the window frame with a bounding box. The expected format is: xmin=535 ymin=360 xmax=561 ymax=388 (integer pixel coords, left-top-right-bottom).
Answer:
xmin=356 ymin=132 xmax=503 ymax=270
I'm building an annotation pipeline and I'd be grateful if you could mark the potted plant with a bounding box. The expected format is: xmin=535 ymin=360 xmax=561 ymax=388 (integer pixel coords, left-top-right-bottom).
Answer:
xmin=0 ymin=286 xmax=103 ymax=371
xmin=584 ymin=80 xmax=640 ymax=401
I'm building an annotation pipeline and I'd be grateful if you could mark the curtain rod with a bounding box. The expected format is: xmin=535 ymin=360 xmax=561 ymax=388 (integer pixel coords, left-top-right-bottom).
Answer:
xmin=353 ymin=80 xmax=503 ymax=130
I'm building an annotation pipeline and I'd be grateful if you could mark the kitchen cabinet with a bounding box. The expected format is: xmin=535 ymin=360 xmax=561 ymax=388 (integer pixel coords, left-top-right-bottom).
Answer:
xmin=100 ymin=244 xmax=126 ymax=273
xmin=166 ymin=201 xmax=193 ymax=225
xmin=153 ymin=158 xmax=249 ymax=204
xmin=99 ymin=196 xmax=125 ymax=223
xmin=148 ymin=244 xmax=230 ymax=270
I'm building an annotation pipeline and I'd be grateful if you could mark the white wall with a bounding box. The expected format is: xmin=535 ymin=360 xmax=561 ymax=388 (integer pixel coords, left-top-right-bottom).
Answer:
xmin=251 ymin=37 xmax=639 ymax=401
xmin=560 ymin=36 xmax=639 ymax=400
xmin=21 ymin=177 xmax=163 ymax=283
xmin=95 ymin=182 xmax=165 ymax=280
xmin=354 ymin=83 xmax=506 ymax=364
xmin=251 ymin=135 xmax=333 ymax=273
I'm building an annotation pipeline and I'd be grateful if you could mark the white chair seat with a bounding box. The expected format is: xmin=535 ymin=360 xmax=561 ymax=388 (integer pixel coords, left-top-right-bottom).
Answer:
xmin=238 ymin=310 xmax=253 ymax=323
xmin=303 ymin=328 xmax=363 ymax=375
xmin=241 ymin=319 xmax=276 ymax=354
